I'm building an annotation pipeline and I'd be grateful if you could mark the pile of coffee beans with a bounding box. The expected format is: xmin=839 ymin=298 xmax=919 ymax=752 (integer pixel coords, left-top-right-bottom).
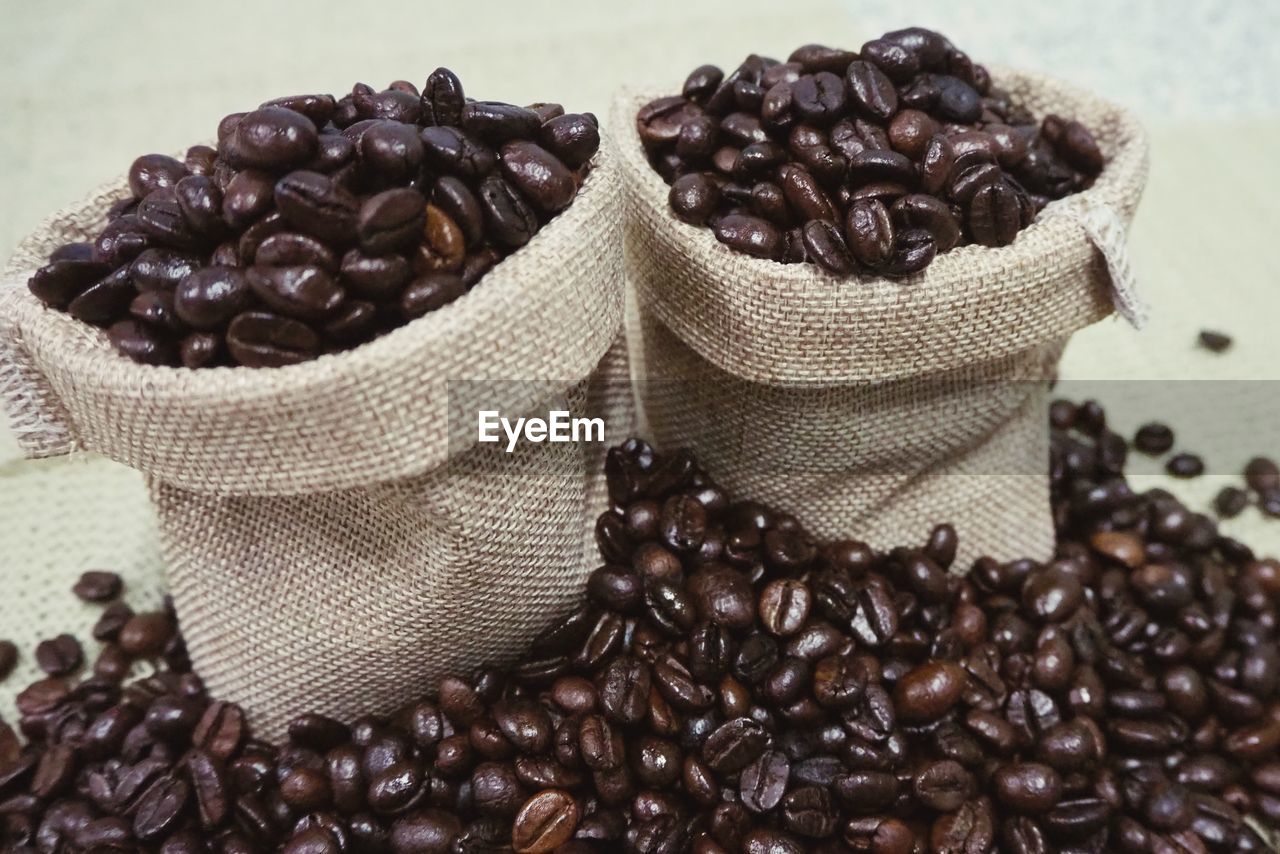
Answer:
xmin=4 ymin=402 xmax=1279 ymax=851
xmin=638 ymin=29 xmax=1105 ymax=276
xmin=27 ymin=71 xmax=600 ymax=368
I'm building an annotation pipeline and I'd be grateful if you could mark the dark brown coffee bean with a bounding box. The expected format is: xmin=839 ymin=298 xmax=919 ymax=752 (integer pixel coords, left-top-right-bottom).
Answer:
xmin=846 ymin=60 xmax=899 ymax=121
xmin=1199 ymin=329 xmax=1232 ymax=352
xmin=713 ymin=214 xmax=782 ymax=260
xmin=968 ymin=180 xmax=1022 ymax=246
xmin=462 ymin=101 xmax=542 ymax=144
xmin=993 ymin=762 xmax=1063 ymax=814
xmin=0 ymin=640 xmax=17 ymax=682
xmin=356 ymin=188 xmax=426 ymax=255
xmin=498 ymin=141 xmax=576 ymax=214
xmin=271 ymin=170 xmax=360 ymax=244
xmin=106 ymin=320 xmax=176 ymax=366
xmin=845 ymin=199 xmax=895 ymax=270
xmin=512 ymin=789 xmax=579 ymax=852
xmin=669 ymin=173 xmax=721 ymax=226
xmin=1166 ymin=453 xmax=1206 ymax=478
xmin=34 ymin=634 xmax=82 ymax=677
xmin=129 ymin=154 xmax=187 ymax=198
xmin=226 ymin=311 xmax=321 ymax=367
xmin=228 ymin=106 xmax=318 ymax=171
xmin=419 ymin=67 xmax=465 ymax=127
xmin=28 ymin=259 xmax=114 ymax=309
xmin=401 ymin=273 xmax=466 ymax=320
xmin=894 ymin=659 xmax=966 ymax=722
xmin=247 ymin=265 xmax=344 ymax=322
xmin=801 ymin=219 xmax=856 ymax=274
xmin=477 ymin=175 xmax=540 ymax=249
xmin=171 ymin=267 xmax=248 ymax=331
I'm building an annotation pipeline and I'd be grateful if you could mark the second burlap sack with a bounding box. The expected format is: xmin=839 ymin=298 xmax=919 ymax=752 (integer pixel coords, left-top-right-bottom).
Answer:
xmin=613 ymin=69 xmax=1148 ymax=568
xmin=0 ymin=140 xmax=631 ymax=739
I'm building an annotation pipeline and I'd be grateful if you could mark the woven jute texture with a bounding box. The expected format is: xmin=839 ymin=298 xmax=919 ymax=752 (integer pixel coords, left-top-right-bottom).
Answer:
xmin=0 ymin=140 xmax=630 ymax=737
xmin=614 ymin=69 xmax=1148 ymax=567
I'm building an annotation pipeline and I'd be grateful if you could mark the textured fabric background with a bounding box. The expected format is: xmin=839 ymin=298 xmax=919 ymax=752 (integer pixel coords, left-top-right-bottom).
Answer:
xmin=2 ymin=0 xmax=1278 ymax=716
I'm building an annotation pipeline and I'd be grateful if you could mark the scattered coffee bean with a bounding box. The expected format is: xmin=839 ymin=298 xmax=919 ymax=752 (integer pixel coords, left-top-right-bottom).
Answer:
xmin=3 ymin=398 xmax=1278 ymax=852
xmin=1134 ymin=421 xmax=1175 ymax=455
xmin=1199 ymin=329 xmax=1233 ymax=353
xmin=0 ymin=640 xmax=17 ymax=681
xmin=1215 ymin=486 xmax=1250 ymax=519
xmin=72 ymin=570 xmax=123 ymax=603
xmin=1167 ymin=452 xmax=1206 ymax=478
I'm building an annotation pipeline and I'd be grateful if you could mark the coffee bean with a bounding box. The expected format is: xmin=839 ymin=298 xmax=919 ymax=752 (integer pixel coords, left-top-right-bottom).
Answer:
xmin=894 ymin=660 xmax=966 ymax=722
xmin=511 ymin=789 xmax=578 ymax=852
xmin=462 ymin=101 xmax=542 ymax=144
xmin=35 ymin=634 xmax=82 ymax=676
xmin=845 ymin=61 xmax=899 ymax=121
xmin=845 ymin=199 xmax=895 ymax=270
xmin=800 ymin=219 xmax=856 ymax=274
xmin=499 ymin=141 xmax=576 ymax=214
xmin=968 ymin=180 xmax=1022 ymax=246
xmin=226 ymin=311 xmax=321 ymax=368
xmin=1166 ymin=453 xmax=1206 ymax=478
xmin=669 ymin=173 xmax=721 ymax=226
xmin=228 ymin=106 xmax=318 ymax=171
xmin=713 ymin=214 xmax=782 ymax=260
xmin=994 ymin=762 xmax=1063 ymax=814
xmin=247 ymin=265 xmax=345 ymax=322
xmin=129 ymin=154 xmax=187 ymax=198
xmin=1199 ymin=329 xmax=1233 ymax=353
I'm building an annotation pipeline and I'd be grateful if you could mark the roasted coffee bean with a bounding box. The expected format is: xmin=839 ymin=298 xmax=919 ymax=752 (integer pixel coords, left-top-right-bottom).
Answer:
xmin=845 ymin=199 xmax=895 ymax=270
xmin=1167 ymin=453 xmax=1206 ymax=478
xmin=1199 ymin=329 xmax=1232 ymax=353
xmin=891 ymin=193 xmax=960 ymax=251
xmin=28 ymin=258 xmax=113 ymax=309
xmin=174 ymin=266 xmax=250 ymax=330
xmin=669 ymin=173 xmax=721 ymax=226
xmin=713 ymin=214 xmax=782 ymax=260
xmin=968 ymin=179 xmax=1022 ymax=246
xmin=358 ymin=120 xmax=423 ymax=184
xmin=106 ymin=319 xmax=176 ymax=366
xmin=357 ymin=188 xmax=426 ymax=255
xmin=478 ymin=174 xmax=540 ymax=249
xmin=226 ymin=311 xmax=321 ymax=368
xmin=129 ymin=154 xmax=187 ymax=198
xmin=845 ymin=61 xmax=899 ymax=121
xmin=401 ymin=273 xmax=466 ymax=319
xmin=227 ymin=106 xmax=318 ymax=170
xmin=462 ymin=101 xmax=542 ymax=144
xmin=800 ymin=219 xmax=856 ymax=274
xmin=35 ymin=634 xmax=82 ymax=676
xmin=499 ymin=141 xmax=576 ymax=214
xmin=247 ymin=265 xmax=345 ymax=322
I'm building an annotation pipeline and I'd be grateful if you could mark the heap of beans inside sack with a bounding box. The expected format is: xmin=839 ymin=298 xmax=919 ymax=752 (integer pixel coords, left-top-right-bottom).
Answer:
xmin=2 ymin=396 xmax=1278 ymax=851
xmin=638 ymin=28 xmax=1105 ymax=276
xmin=26 ymin=70 xmax=601 ymax=368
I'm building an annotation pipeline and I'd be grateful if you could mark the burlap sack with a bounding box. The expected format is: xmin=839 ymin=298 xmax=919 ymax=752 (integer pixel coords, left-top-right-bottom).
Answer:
xmin=0 ymin=139 xmax=631 ymax=738
xmin=613 ymin=69 xmax=1148 ymax=568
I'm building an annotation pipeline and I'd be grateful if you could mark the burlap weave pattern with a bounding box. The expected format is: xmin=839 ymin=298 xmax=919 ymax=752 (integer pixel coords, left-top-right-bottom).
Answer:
xmin=615 ymin=69 xmax=1147 ymax=566
xmin=0 ymin=140 xmax=630 ymax=737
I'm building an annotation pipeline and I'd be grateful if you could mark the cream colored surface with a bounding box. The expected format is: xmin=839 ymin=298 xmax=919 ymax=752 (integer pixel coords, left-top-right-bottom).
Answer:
xmin=2 ymin=0 xmax=1278 ymax=717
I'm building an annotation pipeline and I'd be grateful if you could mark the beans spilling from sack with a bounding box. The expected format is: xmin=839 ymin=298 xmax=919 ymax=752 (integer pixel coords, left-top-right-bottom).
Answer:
xmin=637 ymin=28 xmax=1105 ymax=276
xmin=3 ymin=405 xmax=1279 ymax=852
xmin=26 ymin=71 xmax=600 ymax=368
